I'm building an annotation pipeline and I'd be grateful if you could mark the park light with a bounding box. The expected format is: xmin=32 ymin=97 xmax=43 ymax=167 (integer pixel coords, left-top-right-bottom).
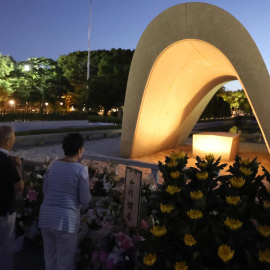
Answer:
xmin=45 ymin=102 xmax=49 ymax=106
xmin=9 ymin=100 xmax=15 ymax=105
xmin=24 ymin=65 xmax=30 ymax=71
xmin=60 ymin=102 xmax=63 ymax=106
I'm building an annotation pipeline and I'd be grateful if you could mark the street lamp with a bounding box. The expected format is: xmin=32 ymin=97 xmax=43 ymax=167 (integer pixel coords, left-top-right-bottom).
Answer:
xmin=24 ymin=65 xmax=30 ymax=71
xmin=9 ymin=100 xmax=15 ymax=111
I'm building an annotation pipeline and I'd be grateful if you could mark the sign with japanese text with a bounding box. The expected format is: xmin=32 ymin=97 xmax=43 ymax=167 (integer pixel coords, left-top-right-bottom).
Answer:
xmin=123 ymin=167 xmax=142 ymax=229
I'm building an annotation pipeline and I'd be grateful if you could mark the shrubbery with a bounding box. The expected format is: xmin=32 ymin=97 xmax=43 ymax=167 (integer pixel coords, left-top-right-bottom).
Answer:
xmin=87 ymin=115 xmax=122 ymax=124
xmin=0 ymin=112 xmax=122 ymax=124
xmin=0 ymin=112 xmax=88 ymax=122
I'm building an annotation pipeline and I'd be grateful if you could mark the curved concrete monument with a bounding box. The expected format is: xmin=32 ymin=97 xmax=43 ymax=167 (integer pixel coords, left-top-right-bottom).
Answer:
xmin=120 ymin=2 xmax=270 ymax=158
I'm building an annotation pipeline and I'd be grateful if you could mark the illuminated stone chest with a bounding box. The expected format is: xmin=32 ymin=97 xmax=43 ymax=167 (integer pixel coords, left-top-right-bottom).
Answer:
xmin=193 ymin=132 xmax=241 ymax=162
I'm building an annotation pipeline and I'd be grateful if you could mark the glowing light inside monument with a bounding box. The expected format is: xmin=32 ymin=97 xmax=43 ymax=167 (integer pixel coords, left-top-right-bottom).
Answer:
xmin=193 ymin=132 xmax=241 ymax=162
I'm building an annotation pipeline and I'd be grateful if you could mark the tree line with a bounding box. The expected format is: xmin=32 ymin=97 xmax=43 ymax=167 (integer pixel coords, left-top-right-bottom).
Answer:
xmin=0 ymin=50 xmax=252 ymax=118
xmin=0 ymin=49 xmax=134 ymax=116
xmin=201 ymin=87 xmax=253 ymax=118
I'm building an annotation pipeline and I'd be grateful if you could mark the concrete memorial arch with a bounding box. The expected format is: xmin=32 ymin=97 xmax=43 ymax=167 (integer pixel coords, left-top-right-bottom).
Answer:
xmin=120 ymin=2 xmax=270 ymax=158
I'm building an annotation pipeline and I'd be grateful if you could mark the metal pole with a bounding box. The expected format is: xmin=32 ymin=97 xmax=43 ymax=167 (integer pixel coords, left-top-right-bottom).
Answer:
xmin=87 ymin=0 xmax=93 ymax=81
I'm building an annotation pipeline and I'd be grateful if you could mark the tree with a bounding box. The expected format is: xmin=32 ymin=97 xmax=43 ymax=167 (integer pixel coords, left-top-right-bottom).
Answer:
xmin=217 ymin=87 xmax=252 ymax=114
xmin=87 ymin=49 xmax=134 ymax=116
xmin=88 ymin=75 xmax=127 ymax=116
xmin=57 ymin=50 xmax=115 ymax=110
xmin=58 ymin=49 xmax=134 ymax=115
xmin=57 ymin=50 xmax=101 ymax=110
xmin=10 ymin=57 xmax=73 ymax=113
xmin=57 ymin=51 xmax=88 ymax=109
xmin=0 ymin=54 xmax=15 ymax=104
xmin=200 ymin=94 xmax=231 ymax=118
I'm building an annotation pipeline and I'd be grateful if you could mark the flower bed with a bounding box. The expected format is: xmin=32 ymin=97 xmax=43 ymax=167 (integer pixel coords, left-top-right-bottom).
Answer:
xmin=15 ymin=157 xmax=52 ymax=243
xmin=137 ymin=153 xmax=270 ymax=270
xmin=17 ymin=153 xmax=270 ymax=270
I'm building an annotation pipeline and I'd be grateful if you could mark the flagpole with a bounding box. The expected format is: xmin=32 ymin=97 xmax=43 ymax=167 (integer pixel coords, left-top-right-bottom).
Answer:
xmin=87 ymin=0 xmax=93 ymax=81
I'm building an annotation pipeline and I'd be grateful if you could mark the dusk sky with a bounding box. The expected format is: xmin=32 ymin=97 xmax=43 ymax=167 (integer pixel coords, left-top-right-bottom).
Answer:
xmin=1 ymin=0 xmax=269 ymax=90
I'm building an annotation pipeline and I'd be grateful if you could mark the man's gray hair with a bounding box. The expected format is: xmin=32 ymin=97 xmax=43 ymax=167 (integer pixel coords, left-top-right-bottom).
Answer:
xmin=0 ymin=125 xmax=14 ymax=147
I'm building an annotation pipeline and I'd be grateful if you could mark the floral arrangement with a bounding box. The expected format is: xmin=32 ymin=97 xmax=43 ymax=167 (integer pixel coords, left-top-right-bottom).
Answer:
xmin=78 ymin=222 xmax=141 ymax=270
xmin=14 ymin=153 xmax=270 ymax=269
xmin=15 ymin=157 xmax=53 ymax=241
xmin=137 ymin=152 xmax=270 ymax=270
xmin=77 ymin=161 xmax=139 ymax=270
xmin=85 ymin=161 xmax=123 ymax=228
xmin=77 ymin=161 xmax=156 ymax=270
xmin=88 ymin=161 xmax=122 ymax=198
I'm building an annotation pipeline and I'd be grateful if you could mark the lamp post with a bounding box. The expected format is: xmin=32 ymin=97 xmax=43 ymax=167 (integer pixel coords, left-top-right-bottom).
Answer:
xmin=9 ymin=100 xmax=15 ymax=111
xmin=87 ymin=0 xmax=93 ymax=81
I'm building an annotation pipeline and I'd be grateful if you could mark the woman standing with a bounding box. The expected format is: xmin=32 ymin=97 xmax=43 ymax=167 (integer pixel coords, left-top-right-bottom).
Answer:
xmin=39 ymin=133 xmax=91 ymax=270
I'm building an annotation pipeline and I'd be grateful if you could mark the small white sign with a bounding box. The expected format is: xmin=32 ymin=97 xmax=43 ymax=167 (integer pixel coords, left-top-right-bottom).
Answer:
xmin=123 ymin=167 xmax=142 ymax=229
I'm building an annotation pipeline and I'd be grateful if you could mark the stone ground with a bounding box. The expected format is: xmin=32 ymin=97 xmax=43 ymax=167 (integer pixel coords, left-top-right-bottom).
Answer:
xmin=13 ymin=136 xmax=270 ymax=269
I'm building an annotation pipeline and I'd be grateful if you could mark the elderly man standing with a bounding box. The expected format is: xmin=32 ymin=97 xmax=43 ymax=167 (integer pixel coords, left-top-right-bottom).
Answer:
xmin=0 ymin=125 xmax=24 ymax=270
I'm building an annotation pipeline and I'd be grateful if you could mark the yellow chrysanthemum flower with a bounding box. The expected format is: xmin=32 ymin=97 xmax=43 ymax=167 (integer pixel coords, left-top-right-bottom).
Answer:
xmin=184 ymin=234 xmax=196 ymax=246
xmin=224 ymin=217 xmax=242 ymax=230
xmin=229 ymin=176 xmax=245 ymax=188
xmin=170 ymin=151 xmax=186 ymax=161
xmin=167 ymin=160 xmax=178 ymax=168
xmin=218 ymin=244 xmax=234 ymax=262
xmin=259 ymin=249 xmax=270 ymax=263
xmin=257 ymin=225 xmax=270 ymax=237
xmin=239 ymin=166 xmax=253 ymax=176
xmin=196 ymin=171 xmax=208 ymax=180
xmin=187 ymin=209 xmax=203 ymax=219
xmin=205 ymin=154 xmax=214 ymax=162
xmin=263 ymin=201 xmax=270 ymax=209
xmin=166 ymin=185 xmax=181 ymax=195
xmin=143 ymin=253 xmax=157 ymax=266
xmin=239 ymin=159 xmax=250 ymax=166
xmin=174 ymin=261 xmax=188 ymax=270
xmin=190 ymin=190 xmax=203 ymax=200
xmin=170 ymin=171 xmax=180 ymax=179
xmin=170 ymin=152 xmax=179 ymax=160
xmin=198 ymin=162 xmax=208 ymax=169
xmin=160 ymin=203 xmax=174 ymax=214
xmin=226 ymin=196 xmax=241 ymax=206
xmin=151 ymin=225 xmax=167 ymax=237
